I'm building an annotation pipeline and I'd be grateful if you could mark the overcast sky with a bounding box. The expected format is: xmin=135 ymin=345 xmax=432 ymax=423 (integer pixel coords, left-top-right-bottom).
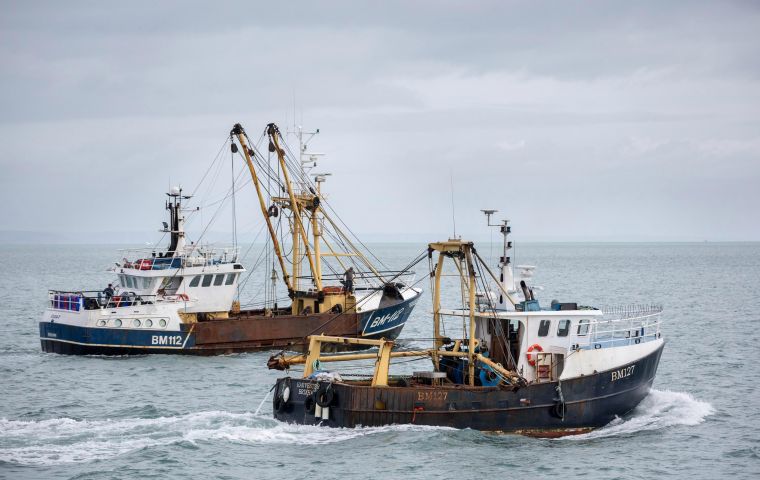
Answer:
xmin=1 ymin=1 xmax=759 ymax=243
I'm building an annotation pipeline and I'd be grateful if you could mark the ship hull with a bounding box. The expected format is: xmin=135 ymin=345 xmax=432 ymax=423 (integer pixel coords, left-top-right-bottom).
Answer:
xmin=271 ymin=342 xmax=664 ymax=436
xmin=39 ymin=293 xmax=419 ymax=356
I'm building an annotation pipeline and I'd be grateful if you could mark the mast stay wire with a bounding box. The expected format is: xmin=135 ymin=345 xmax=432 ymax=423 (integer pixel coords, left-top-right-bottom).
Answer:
xmin=472 ymin=252 xmax=519 ymax=376
xmin=267 ymin=248 xmax=429 ymax=360
xmin=237 ymin=228 xmax=276 ymax=302
xmin=294 ymin=248 xmax=429 ymax=348
xmin=137 ymin=137 xmax=229 ymax=255
xmin=237 ymin=129 xmax=393 ymax=286
xmin=271 ymin=128 xmax=393 ymax=274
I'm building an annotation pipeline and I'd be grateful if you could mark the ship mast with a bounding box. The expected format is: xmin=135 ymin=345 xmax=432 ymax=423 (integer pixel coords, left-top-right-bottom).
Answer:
xmin=231 ymin=121 xmax=392 ymax=316
xmin=267 ymin=123 xmax=323 ymax=293
xmin=230 ymin=124 xmax=293 ymax=295
xmin=165 ymin=186 xmax=190 ymax=257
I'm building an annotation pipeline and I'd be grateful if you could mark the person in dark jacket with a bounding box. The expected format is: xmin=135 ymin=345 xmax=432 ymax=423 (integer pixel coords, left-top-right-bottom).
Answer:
xmin=342 ymin=267 xmax=355 ymax=293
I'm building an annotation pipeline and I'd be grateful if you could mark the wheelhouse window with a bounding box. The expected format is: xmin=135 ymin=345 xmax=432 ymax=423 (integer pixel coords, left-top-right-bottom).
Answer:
xmin=225 ymin=273 xmax=236 ymax=285
xmin=189 ymin=276 xmax=201 ymax=287
xmin=202 ymin=274 xmax=213 ymax=287
xmin=577 ymin=319 xmax=590 ymax=336
xmin=214 ymin=274 xmax=225 ymax=286
xmin=557 ymin=319 xmax=571 ymax=337
xmin=538 ymin=319 xmax=551 ymax=337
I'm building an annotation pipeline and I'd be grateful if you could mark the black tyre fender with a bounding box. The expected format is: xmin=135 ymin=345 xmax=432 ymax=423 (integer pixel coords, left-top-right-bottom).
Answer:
xmin=316 ymin=383 xmax=336 ymax=408
xmin=550 ymin=402 xmax=566 ymax=419
xmin=304 ymin=394 xmax=316 ymax=414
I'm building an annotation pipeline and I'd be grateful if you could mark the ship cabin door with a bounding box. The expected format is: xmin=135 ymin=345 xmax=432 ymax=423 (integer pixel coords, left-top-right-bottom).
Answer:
xmin=487 ymin=318 xmax=523 ymax=371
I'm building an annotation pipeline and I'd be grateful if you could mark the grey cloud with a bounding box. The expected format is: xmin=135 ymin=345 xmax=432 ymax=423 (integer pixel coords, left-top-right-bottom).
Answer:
xmin=0 ymin=0 xmax=758 ymax=241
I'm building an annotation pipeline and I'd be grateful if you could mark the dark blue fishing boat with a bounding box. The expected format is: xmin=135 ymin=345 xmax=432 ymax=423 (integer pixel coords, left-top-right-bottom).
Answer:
xmin=267 ymin=216 xmax=664 ymax=436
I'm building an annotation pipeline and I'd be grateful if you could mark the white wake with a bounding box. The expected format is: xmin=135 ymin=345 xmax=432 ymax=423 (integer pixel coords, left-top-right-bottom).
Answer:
xmin=0 ymin=410 xmax=448 ymax=466
xmin=563 ymin=389 xmax=714 ymax=441
xmin=0 ymin=389 xmax=713 ymax=464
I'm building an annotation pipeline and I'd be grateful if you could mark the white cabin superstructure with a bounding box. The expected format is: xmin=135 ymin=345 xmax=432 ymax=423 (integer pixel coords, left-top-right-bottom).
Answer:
xmin=111 ymin=187 xmax=245 ymax=316
xmin=438 ymin=211 xmax=663 ymax=385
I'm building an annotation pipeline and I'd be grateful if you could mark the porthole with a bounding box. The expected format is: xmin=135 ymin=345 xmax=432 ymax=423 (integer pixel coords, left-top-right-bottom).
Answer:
xmin=145 ymin=318 xmax=153 ymax=328
xmin=159 ymin=318 xmax=167 ymax=328
xmin=97 ymin=319 xmax=106 ymax=327
xmin=113 ymin=318 xmax=122 ymax=327
xmin=133 ymin=319 xmax=142 ymax=327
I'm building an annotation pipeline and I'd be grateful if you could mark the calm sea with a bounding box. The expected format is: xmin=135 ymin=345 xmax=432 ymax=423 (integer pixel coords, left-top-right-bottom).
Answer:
xmin=1 ymin=242 xmax=758 ymax=479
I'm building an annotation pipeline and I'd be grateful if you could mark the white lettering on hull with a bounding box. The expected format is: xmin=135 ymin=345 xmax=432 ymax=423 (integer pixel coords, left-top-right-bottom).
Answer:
xmin=151 ymin=335 xmax=183 ymax=346
xmin=296 ymin=382 xmax=318 ymax=397
xmin=611 ymin=365 xmax=635 ymax=382
xmin=367 ymin=308 xmax=404 ymax=330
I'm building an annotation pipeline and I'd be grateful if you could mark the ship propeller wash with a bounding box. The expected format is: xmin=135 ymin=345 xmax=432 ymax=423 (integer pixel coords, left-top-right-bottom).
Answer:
xmin=268 ymin=214 xmax=664 ymax=436
xmin=39 ymin=123 xmax=421 ymax=355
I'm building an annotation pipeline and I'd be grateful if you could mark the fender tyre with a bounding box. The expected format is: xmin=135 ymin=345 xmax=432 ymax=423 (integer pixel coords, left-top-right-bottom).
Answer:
xmin=316 ymin=383 xmax=336 ymax=408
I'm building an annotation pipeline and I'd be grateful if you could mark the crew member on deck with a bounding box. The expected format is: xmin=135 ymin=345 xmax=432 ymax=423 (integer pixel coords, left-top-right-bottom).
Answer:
xmin=342 ymin=267 xmax=355 ymax=294
xmin=103 ymin=283 xmax=114 ymax=300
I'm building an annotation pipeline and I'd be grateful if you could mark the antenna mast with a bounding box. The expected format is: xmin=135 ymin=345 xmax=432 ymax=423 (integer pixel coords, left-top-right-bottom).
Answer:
xmin=450 ymin=171 xmax=457 ymax=238
xmin=482 ymin=209 xmax=515 ymax=310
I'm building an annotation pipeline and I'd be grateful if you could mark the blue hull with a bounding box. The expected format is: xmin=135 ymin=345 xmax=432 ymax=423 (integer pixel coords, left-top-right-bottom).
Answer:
xmin=358 ymin=295 xmax=419 ymax=340
xmin=39 ymin=321 xmax=195 ymax=355
xmin=39 ymin=292 xmax=421 ymax=355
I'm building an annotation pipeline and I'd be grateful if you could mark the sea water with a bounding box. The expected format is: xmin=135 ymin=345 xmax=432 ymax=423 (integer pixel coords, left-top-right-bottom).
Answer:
xmin=0 ymin=242 xmax=758 ymax=479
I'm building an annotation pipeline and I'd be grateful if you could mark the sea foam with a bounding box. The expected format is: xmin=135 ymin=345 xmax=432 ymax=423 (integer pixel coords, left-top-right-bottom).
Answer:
xmin=0 ymin=410 xmax=449 ymax=466
xmin=563 ymin=389 xmax=714 ymax=441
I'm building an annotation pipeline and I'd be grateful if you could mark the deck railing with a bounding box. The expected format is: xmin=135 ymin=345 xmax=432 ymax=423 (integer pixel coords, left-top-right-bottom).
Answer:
xmin=292 ymin=270 xmax=417 ymax=293
xmin=47 ymin=290 xmax=188 ymax=311
xmin=577 ymin=305 xmax=663 ymax=349
xmin=117 ymin=246 xmax=239 ymax=271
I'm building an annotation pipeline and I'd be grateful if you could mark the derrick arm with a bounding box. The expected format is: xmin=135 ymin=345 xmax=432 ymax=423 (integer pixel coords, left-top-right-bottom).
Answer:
xmin=231 ymin=123 xmax=293 ymax=294
xmin=268 ymin=124 xmax=322 ymax=292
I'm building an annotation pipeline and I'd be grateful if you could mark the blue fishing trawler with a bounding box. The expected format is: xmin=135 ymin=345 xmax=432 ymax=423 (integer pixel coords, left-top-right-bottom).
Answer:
xmin=39 ymin=123 xmax=421 ymax=355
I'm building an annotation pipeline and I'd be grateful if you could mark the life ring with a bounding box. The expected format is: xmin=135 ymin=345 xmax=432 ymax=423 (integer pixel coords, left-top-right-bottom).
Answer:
xmin=315 ymin=383 xmax=336 ymax=408
xmin=138 ymin=259 xmax=153 ymax=270
xmin=323 ymin=286 xmax=344 ymax=294
xmin=526 ymin=343 xmax=543 ymax=366
xmin=178 ymin=293 xmax=189 ymax=301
